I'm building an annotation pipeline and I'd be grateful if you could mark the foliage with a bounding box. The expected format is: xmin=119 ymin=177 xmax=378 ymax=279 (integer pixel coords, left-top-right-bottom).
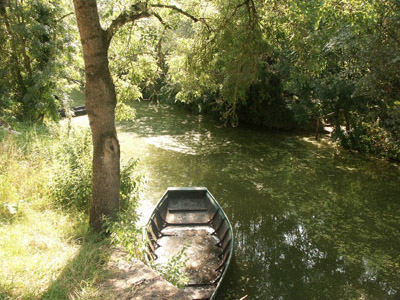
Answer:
xmin=0 ymin=0 xmax=83 ymax=123
xmin=119 ymin=158 xmax=143 ymax=211
xmin=105 ymin=158 xmax=145 ymax=259
xmin=339 ymin=121 xmax=400 ymax=161
xmin=156 ymin=0 xmax=400 ymax=159
xmin=49 ymin=127 xmax=143 ymax=213
xmin=115 ymin=102 xmax=137 ymax=122
xmin=259 ymin=0 xmax=400 ymax=157
xmin=164 ymin=0 xmax=265 ymax=126
xmin=1 ymin=0 xmax=399 ymax=159
xmin=1 ymin=0 xmax=396 ymax=157
xmin=105 ymin=204 xmax=145 ymax=261
xmin=383 ymin=103 xmax=400 ymax=144
xmin=239 ymin=64 xmax=298 ymax=129
xmin=0 ymin=121 xmax=142 ymax=218
xmin=151 ymin=245 xmax=190 ymax=288
xmin=48 ymin=127 xmax=92 ymax=212
xmin=107 ymin=7 xmax=162 ymax=118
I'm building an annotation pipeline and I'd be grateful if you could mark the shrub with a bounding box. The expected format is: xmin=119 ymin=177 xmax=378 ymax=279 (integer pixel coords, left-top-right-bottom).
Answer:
xmin=336 ymin=121 xmax=400 ymax=162
xmin=105 ymin=158 xmax=144 ymax=259
xmin=48 ymin=128 xmax=92 ymax=212
xmin=119 ymin=158 xmax=142 ymax=212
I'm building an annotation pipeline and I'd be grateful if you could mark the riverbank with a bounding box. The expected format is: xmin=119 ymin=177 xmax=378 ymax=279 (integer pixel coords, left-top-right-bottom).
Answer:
xmin=0 ymin=124 xmax=175 ymax=300
xmin=0 ymin=125 xmax=102 ymax=299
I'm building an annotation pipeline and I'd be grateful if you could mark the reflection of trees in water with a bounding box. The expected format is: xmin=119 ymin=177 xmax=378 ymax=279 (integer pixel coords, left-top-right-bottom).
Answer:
xmin=119 ymin=101 xmax=400 ymax=300
xmin=231 ymin=194 xmax=400 ymax=300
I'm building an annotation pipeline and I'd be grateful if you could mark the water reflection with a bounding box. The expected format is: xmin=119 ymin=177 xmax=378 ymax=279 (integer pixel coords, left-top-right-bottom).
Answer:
xmin=118 ymin=101 xmax=400 ymax=300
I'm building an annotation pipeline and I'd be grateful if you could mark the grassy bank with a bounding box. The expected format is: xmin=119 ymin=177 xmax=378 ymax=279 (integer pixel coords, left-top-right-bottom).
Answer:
xmin=0 ymin=124 xmax=141 ymax=300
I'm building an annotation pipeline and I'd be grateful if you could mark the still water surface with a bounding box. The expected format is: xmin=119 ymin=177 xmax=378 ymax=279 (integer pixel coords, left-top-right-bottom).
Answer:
xmin=117 ymin=101 xmax=400 ymax=300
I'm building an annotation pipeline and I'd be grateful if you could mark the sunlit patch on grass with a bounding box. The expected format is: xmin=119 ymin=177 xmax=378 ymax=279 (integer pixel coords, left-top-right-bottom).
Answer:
xmin=301 ymin=136 xmax=334 ymax=148
xmin=0 ymin=207 xmax=81 ymax=298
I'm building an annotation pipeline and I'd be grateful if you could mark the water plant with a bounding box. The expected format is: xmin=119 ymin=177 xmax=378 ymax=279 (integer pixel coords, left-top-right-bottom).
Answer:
xmin=151 ymin=245 xmax=190 ymax=288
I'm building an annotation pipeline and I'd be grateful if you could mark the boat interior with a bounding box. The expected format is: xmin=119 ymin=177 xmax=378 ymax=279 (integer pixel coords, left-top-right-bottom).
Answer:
xmin=146 ymin=189 xmax=233 ymax=300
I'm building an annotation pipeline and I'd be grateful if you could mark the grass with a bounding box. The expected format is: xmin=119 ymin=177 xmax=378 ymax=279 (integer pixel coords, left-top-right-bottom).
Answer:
xmin=0 ymin=209 xmax=87 ymax=299
xmin=0 ymin=121 xmax=177 ymax=300
xmin=0 ymin=125 xmax=114 ymax=300
xmin=41 ymin=232 xmax=110 ymax=300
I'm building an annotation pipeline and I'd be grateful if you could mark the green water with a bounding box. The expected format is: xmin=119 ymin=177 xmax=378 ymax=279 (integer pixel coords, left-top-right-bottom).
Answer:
xmin=118 ymin=101 xmax=400 ymax=300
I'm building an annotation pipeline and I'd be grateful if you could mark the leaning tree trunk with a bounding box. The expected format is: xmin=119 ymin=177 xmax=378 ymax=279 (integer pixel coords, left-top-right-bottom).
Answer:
xmin=73 ymin=0 xmax=120 ymax=231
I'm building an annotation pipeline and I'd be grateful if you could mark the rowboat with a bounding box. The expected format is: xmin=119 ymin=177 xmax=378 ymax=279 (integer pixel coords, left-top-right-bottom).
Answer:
xmin=146 ymin=187 xmax=234 ymax=300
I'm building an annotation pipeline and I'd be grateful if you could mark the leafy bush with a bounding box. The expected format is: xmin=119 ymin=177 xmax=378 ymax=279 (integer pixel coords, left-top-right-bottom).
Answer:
xmin=120 ymin=158 xmax=142 ymax=211
xmin=336 ymin=121 xmax=400 ymax=162
xmin=49 ymin=128 xmax=92 ymax=212
xmin=383 ymin=104 xmax=400 ymax=144
xmin=105 ymin=157 xmax=144 ymax=258
xmin=105 ymin=204 xmax=145 ymax=260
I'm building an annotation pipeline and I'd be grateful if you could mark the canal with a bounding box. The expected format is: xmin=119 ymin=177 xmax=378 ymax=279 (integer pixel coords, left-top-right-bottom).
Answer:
xmin=117 ymin=101 xmax=400 ymax=300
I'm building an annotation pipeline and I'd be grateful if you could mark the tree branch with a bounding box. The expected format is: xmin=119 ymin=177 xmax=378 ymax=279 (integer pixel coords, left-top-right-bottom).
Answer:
xmin=150 ymin=4 xmax=199 ymax=22
xmin=153 ymin=12 xmax=170 ymax=29
xmin=150 ymin=3 xmax=211 ymax=31
xmin=106 ymin=4 xmax=151 ymax=46
xmin=56 ymin=12 xmax=74 ymax=23
xmin=106 ymin=2 xmax=211 ymax=47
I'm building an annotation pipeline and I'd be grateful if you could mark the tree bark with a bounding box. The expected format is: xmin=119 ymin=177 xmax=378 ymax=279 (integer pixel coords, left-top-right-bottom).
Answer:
xmin=315 ymin=117 xmax=320 ymax=141
xmin=73 ymin=0 xmax=120 ymax=231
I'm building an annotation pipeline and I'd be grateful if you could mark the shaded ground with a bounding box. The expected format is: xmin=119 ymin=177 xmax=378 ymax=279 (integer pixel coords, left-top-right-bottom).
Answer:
xmin=99 ymin=247 xmax=189 ymax=300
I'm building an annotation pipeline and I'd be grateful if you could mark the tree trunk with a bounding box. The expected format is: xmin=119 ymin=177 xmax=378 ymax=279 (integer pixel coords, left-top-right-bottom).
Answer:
xmin=73 ymin=0 xmax=120 ymax=231
xmin=315 ymin=117 xmax=320 ymax=141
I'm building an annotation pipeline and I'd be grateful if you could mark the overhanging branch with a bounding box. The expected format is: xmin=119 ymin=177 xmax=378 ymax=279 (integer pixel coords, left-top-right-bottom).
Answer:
xmin=150 ymin=3 xmax=211 ymax=31
xmin=106 ymin=5 xmax=150 ymax=46
xmin=150 ymin=4 xmax=199 ymax=22
xmin=56 ymin=12 xmax=74 ymax=23
xmin=105 ymin=2 xmax=210 ymax=47
xmin=153 ymin=12 xmax=171 ymax=29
